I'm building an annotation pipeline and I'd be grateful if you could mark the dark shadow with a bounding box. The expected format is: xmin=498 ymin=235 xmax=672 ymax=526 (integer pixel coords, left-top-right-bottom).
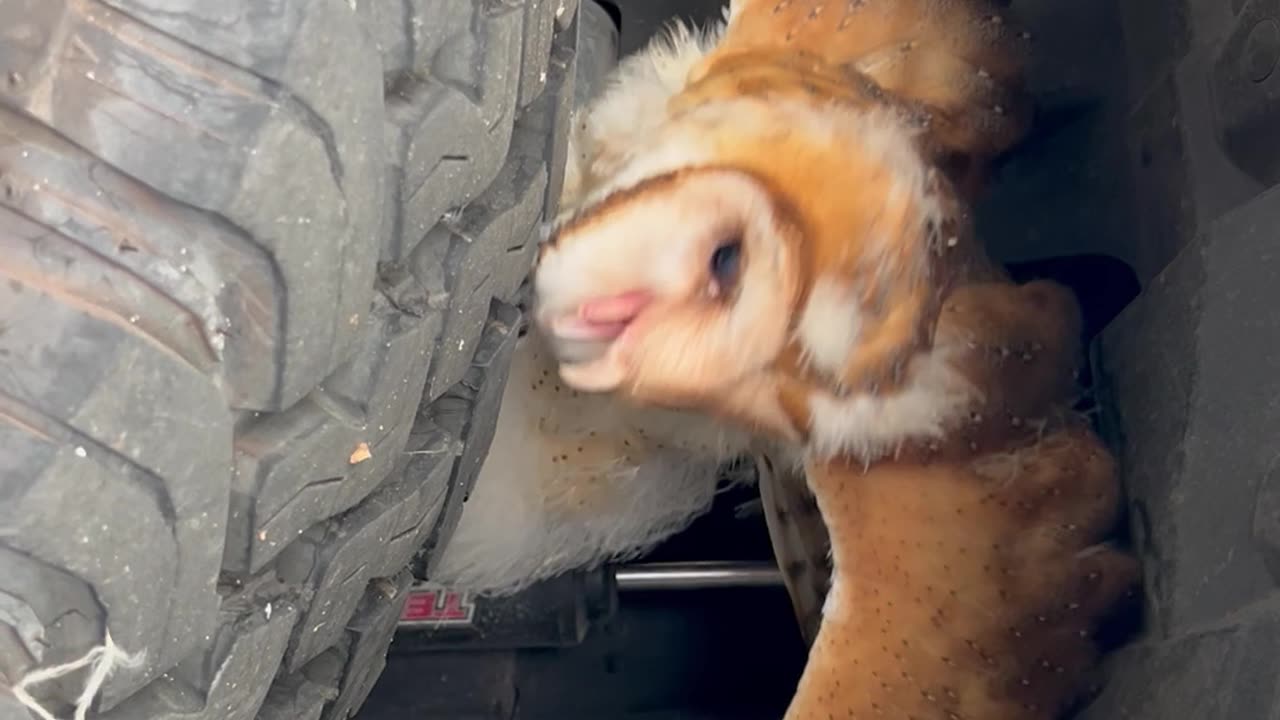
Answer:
xmin=592 ymin=0 xmax=623 ymax=34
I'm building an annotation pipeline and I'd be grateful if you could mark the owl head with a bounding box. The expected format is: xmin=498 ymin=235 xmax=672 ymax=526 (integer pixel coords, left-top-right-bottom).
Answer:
xmin=533 ymin=96 xmax=971 ymax=439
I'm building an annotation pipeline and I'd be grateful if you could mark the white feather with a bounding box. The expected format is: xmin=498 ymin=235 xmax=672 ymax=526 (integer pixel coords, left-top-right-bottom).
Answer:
xmin=432 ymin=332 xmax=753 ymax=596
xmin=806 ymin=343 xmax=979 ymax=461
xmin=559 ymin=12 xmax=729 ymax=215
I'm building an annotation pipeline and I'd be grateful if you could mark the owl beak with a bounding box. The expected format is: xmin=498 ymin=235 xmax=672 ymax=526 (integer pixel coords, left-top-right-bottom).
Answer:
xmin=538 ymin=290 xmax=653 ymax=389
xmin=580 ymin=289 xmax=654 ymax=325
xmin=547 ymin=289 xmax=653 ymax=342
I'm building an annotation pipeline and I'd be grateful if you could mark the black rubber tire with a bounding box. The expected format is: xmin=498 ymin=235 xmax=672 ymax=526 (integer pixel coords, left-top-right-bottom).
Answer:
xmin=0 ymin=0 xmax=578 ymax=717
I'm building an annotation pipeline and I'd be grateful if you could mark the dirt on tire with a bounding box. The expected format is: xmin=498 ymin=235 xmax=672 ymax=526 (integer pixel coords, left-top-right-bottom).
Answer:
xmin=0 ymin=0 xmax=580 ymax=717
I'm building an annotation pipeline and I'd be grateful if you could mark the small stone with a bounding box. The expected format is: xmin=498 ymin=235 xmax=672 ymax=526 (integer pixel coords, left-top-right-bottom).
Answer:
xmin=349 ymin=441 xmax=372 ymax=464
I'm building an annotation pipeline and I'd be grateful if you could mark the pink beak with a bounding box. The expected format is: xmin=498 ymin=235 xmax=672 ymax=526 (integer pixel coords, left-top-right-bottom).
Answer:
xmin=551 ymin=290 xmax=653 ymax=341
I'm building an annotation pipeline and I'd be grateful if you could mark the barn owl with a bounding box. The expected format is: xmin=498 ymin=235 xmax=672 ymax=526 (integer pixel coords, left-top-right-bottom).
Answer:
xmin=528 ymin=0 xmax=1037 ymax=632
xmin=531 ymin=0 xmax=1140 ymax=717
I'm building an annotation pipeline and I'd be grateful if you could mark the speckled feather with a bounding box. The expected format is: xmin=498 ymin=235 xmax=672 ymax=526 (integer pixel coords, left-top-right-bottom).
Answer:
xmin=783 ymin=279 xmax=1138 ymax=720
xmin=794 ymin=427 xmax=1136 ymax=720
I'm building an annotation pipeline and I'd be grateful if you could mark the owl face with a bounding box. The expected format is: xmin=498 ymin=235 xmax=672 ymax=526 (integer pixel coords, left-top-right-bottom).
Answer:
xmin=534 ymin=166 xmax=805 ymax=415
xmin=533 ymin=94 xmax=962 ymax=447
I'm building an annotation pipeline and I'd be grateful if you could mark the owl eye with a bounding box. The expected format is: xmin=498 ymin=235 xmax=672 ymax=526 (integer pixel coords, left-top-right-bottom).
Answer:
xmin=709 ymin=238 xmax=743 ymax=288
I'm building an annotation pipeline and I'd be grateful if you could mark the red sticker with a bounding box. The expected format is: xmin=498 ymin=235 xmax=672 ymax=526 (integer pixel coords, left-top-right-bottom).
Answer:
xmin=399 ymin=583 xmax=476 ymax=627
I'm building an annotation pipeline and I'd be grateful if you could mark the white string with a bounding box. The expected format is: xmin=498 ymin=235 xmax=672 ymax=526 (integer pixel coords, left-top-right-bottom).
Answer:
xmin=11 ymin=630 xmax=146 ymax=720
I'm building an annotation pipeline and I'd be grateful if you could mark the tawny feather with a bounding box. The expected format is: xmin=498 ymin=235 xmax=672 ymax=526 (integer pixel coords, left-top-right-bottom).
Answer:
xmin=783 ymin=279 xmax=1136 ymax=719
xmin=696 ymin=0 xmax=1031 ymax=166
xmin=794 ymin=427 xmax=1135 ymax=720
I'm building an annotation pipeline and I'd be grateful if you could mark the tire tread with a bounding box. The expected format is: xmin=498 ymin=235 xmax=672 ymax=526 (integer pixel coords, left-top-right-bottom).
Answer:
xmin=0 ymin=0 xmax=578 ymax=717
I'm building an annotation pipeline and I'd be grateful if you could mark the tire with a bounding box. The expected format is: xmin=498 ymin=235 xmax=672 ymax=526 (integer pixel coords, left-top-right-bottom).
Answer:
xmin=0 ymin=0 xmax=579 ymax=717
xmin=574 ymin=0 xmax=620 ymax=111
xmin=1075 ymin=1 xmax=1280 ymax=718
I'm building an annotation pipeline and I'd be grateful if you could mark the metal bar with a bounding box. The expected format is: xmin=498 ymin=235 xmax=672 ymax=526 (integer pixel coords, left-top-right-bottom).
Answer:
xmin=613 ymin=561 xmax=783 ymax=591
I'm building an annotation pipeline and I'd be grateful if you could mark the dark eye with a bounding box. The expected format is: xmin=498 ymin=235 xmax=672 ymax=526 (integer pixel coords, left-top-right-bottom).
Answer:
xmin=709 ymin=238 xmax=743 ymax=287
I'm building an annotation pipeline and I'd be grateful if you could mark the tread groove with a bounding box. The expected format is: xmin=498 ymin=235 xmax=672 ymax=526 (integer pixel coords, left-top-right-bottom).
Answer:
xmin=0 ymin=388 xmax=179 ymax=531
xmin=394 ymin=0 xmax=416 ymax=74
xmin=310 ymin=386 xmax=368 ymax=428
xmin=0 ymin=0 xmax=576 ymax=711
xmin=89 ymin=0 xmax=347 ymax=188
xmin=0 ymin=103 xmax=293 ymax=407
xmin=0 ymin=544 xmax=107 ymax=627
xmin=258 ymin=476 xmax=346 ymax=531
xmin=385 ymin=521 xmax=421 ymax=546
xmin=0 ymin=206 xmax=219 ymax=376
xmin=81 ymin=73 xmax=235 ymax=146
